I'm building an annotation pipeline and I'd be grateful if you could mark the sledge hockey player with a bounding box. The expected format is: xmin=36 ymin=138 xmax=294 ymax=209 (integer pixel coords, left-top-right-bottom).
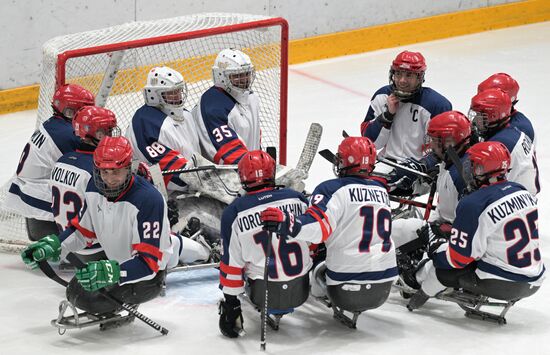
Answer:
xmin=469 ymin=88 xmax=539 ymax=195
xmin=261 ymin=137 xmax=398 ymax=328
xmin=21 ymin=137 xmax=215 ymax=328
xmin=5 ymin=84 xmax=95 ymax=241
xmin=361 ymin=50 xmax=452 ymax=161
xmin=404 ymin=142 xmax=545 ymax=319
xmin=126 ymin=66 xmax=199 ymax=193
xmin=477 ymin=72 xmax=535 ymax=146
xmin=193 ymin=48 xmax=260 ymax=165
xmin=218 ymin=150 xmax=312 ymax=338
xmin=50 ymin=105 xmax=118 ymax=232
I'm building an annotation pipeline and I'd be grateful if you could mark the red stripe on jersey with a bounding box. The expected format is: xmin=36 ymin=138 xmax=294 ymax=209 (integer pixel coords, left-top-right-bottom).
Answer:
xmin=133 ymin=242 xmax=163 ymax=260
xmin=220 ymin=274 xmax=244 ymax=288
xmin=163 ymin=158 xmax=187 ymax=186
xmin=310 ymin=205 xmax=332 ymax=233
xmin=220 ymin=262 xmax=243 ymax=275
xmin=306 ymin=208 xmax=330 ymax=242
xmin=213 ymin=139 xmax=248 ymax=164
xmin=141 ymin=255 xmax=160 ymax=273
xmin=158 ymin=150 xmax=185 ymax=170
xmin=70 ymin=217 xmax=96 ymax=240
xmin=448 ymin=247 xmax=475 ymax=268
xmin=369 ymin=176 xmax=388 ymax=188
xmin=360 ymin=121 xmax=369 ymax=136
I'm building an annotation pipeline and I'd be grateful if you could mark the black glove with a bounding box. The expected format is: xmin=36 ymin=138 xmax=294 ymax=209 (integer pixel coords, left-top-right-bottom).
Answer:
xmin=417 ymin=222 xmax=452 ymax=259
xmin=167 ymin=199 xmax=179 ymax=228
xmin=378 ymin=110 xmax=396 ymax=129
xmin=218 ymin=295 xmax=244 ymax=338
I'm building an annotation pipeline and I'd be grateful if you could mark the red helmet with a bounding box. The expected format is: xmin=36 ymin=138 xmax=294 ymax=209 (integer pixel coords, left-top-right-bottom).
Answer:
xmin=93 ymin=137 xmax=133 ymax=198
xmin=94 ymin=136 xmax=133 ymax=169
xmin=427 ymin=111 xmax=471 ymax=159
xmin=73 ymin=106 xmax=117 ymax=142
xmin=389 ymin=51 xmax=426 ymax=99
xmin=238 ymin=150 xmax=276 ymax=190
xmin=477 ymin=73 xmax=519 ymax=104
xmin=466 ymin=141 xmax=511 ymax=186
xmin=469 ymin=88 xmax=512 ymax=136
xmin=391 ymin=51 xmax=427 ymax=73
xmin=52 ymin=84 xmax=95 ymax=120
xmin=336 ymin=137 xmax=376 ymax=177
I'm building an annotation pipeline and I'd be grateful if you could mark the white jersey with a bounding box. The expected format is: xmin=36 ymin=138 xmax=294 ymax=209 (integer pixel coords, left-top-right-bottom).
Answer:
xmin=432 ymin=181 xmax=545 ymax=286
xmin=59 ymin=176 xmax=173 ymax=285
xmin=5 ymin=117 xmax=80 ymax=220
xmin=362 ymin=86 xmax=451 ymax=160
xmin=193 ymin=86 xmax=260 ymax=164
xmin=126 ymin=104 xmax=199 ymax=191
xmin=49 ymin=146 xmax=94 ymax=232
xmin=219 ymin=188 xmax=312 ymax=296
xmin=293 ymin=177 xmax=398 ymax=286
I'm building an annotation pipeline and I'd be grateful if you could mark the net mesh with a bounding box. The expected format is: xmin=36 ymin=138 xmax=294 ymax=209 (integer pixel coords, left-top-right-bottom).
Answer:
xmin=0 ymin=13 xmax=286 ymax=247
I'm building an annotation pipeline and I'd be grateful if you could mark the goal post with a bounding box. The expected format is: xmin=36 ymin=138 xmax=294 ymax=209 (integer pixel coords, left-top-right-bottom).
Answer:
xmin=0 ymin=13 xmax=289 ymax=248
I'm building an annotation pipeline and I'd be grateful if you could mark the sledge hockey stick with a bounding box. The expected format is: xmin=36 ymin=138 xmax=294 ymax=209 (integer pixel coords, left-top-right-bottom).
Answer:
xmin=389 ymin=196 xmax=436 ymax=210
xmin=260 ymin=232 xmax=274 ymax=351
xmin=423 ymin=180 xmax=437 ymax=220
xmin=446 ymin=147 xmax=474 ymax=195
xmin=295 ymin=123 xmax=323 ymax=173
xmin=161 ymin=164 xmax=238 ymax=175
xmin=65 ymin=253 xmax=169 ymax=335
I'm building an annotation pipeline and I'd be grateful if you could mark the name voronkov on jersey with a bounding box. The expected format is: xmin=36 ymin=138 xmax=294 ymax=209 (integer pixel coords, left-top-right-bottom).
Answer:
xmin=486 ymin=192 xmax=537 ymax=224
xmin=51 ymin=166 xmax=81 ymax=187
xmin=237 ymin=203 xmax=304 ymax=232
xmin=348 ymin=187 xmax=390 ymax=207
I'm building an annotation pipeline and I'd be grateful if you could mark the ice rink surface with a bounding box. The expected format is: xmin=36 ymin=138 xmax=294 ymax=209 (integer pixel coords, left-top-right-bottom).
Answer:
xmin=1 ymin=21 xmax=549 ymax=355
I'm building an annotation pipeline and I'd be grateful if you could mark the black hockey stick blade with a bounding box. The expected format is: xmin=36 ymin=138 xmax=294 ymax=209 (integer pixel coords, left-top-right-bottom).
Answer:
xmin=66 ymin=253 xmax=169 ymax=335
xmin=318 ymin=149 xmax=338 ymax=165
xmin=342 ymin=130 xmax=350 ymax=138
xmin=266 ymin=146 xmax=277 ymax=161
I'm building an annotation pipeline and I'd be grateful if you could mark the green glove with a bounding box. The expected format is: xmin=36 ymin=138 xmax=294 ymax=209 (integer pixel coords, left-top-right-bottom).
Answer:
xmin=20 ymin=234 xmax=61 ymax=269
xmin=75 ymin=260 xmax=121 ymax=292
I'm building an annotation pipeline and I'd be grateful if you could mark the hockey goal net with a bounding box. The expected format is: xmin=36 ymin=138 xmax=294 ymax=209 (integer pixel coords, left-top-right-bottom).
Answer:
xmin=0 ymin=13 xmax=288 ymax=251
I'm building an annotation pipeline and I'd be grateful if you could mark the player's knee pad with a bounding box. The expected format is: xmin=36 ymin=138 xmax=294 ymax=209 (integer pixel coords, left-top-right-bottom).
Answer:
xmin=327 ymin=281 xmax=392 ymax=312
xmin=247 ymin=274 xmax=309 ymax=311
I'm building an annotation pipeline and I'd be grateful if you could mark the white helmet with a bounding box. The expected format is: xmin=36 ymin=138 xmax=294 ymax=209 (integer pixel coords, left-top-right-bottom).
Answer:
xmin=212 ymin=49 xmax=256 ymax=102
xmin=143 ymin=67 xmax=188 ymax=120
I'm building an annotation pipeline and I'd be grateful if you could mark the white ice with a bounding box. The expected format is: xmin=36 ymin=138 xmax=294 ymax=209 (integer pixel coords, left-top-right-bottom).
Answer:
xmin=1 ymin=22 xmax=549 ymax=355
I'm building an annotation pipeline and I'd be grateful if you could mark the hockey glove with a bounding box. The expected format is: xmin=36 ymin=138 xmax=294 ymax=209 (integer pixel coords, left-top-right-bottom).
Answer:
xmin=136 ymin=162 xmax=153 ymax=183
xmin=260 ymin=207 xmax=295 ymax=237
xmin=218 ymin=295 xmax=244 ymax=338
xmin=417 ymin=223 xmax=452 ymax=259
xmin=378 ymin=110 xmax=396 ymax=129
xmin=21 ymin=234 xmax=61 ymax=269
xmin=75 ymin=260 xmax=120 ymax=292
xmin=167 ymin=199 xmax=180 ymax=228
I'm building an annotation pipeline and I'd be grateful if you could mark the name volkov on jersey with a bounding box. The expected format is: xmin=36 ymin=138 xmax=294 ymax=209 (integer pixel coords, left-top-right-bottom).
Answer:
xmin=236 ymin=199 xmax=304 ymax=233
xmin=51 ymin=165 xmax=82 ymax=188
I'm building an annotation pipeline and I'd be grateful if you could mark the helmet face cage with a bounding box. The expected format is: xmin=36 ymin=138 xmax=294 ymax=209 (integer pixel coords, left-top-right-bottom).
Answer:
xmin=212 ymin=49 xmax=255 ymax=96
xmin=93 ymin=137 xmax=133 ymax=198
xmin=468 ymin=109 xmax=490 ymax=135
xmin=93 ymin=165 xmax=132 ymax=199
xmin=428 ymin=135 xmax=457 ymax=161
xmin=143 ymin=67 xmax=187 ymax=110
xmin=389 ymin=51 xmax=426 ymax=99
